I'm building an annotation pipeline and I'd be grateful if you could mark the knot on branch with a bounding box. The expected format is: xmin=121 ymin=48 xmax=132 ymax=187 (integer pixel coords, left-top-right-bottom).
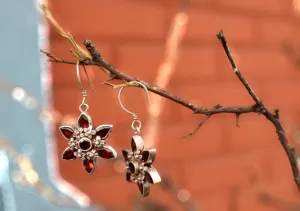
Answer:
xmin=274 ymin=109 xmax=280 ymax=119
xmin=214 ymin=104 xmax=222 ymax=109
xmin=253 ymin=104 xmax=266 ymax=114
xmin=83 ymin=40 xmax=102 ymax=61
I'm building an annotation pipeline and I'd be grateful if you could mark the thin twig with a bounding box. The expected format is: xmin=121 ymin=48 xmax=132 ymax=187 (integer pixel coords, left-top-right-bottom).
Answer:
xmin=216 ymin=30 xmax=300 ymax=191
xmin=160 ymin=176 xmax=198 ymax=211
xmin=217 ymin=30 xmax=264 ymax=107
xmin=258 ymin=192 xmax=300 ymax=211
xmin=182 ymin=114 xmax=212 ymax=138
xmin=236 ymin=113 xmax=240 ymax=127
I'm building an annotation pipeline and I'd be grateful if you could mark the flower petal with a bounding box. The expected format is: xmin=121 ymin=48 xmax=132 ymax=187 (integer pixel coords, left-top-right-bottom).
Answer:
xmin=145 ymin=167 xmax=161 ymax=184
xmin=83 ymin=159 xmax=96 ymax=174
xmin=95 ymin=124 xmax=113 ymax=139
xmin=59 ymin=126 xmax=74 ymax=139
xmin=128 ymin=161 xmax=139 ymax=174
xmin=141 ymin=148 xmax=156 ymax=164
xmin=62 ymin=148 xmax=76 ymax=160
xmin=122 ymin=150 xmax=131 ymax=161
xmin=131 ymin=135 xmax=144 ymax=152
xmin=78 ymin=112 xmax=92 ymax=128
xmin=126 ymin=171 xmax=131 ymax=182
xmin=137 ymin=182 xmax=150 ymax=197
xmin=97 ymin=145 xmax=117 ymax=159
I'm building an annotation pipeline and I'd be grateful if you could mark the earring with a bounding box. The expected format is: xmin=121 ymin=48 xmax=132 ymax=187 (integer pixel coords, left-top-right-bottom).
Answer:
xmin=59 ymin=61 xmax=117 ymax=174
xmin=118 ymin=81 xmax=161 ymax=197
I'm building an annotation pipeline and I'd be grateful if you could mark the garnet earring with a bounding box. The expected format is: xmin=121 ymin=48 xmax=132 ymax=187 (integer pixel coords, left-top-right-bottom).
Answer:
xmin=118 ymin=81 xmax=161 ymax=197
xmin=59 ymin=61 xmax=117 ymax=174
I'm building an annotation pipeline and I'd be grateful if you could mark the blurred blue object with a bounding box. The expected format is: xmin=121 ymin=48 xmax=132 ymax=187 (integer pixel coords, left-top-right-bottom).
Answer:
xmin=0 ymin=0 xmax=104 ymax=211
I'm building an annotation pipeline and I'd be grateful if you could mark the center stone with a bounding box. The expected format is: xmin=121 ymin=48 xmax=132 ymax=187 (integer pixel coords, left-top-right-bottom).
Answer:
xmin=79 ymin=137 xmax=92 ymax=151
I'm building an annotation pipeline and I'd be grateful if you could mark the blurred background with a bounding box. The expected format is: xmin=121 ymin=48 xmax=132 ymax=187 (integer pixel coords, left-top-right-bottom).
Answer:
xmin=2 ymin=0 xmax=300 ymax=210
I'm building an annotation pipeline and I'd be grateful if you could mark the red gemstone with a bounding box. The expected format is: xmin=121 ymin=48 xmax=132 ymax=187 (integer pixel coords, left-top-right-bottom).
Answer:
xmin=128 ymin=162 xmax=135 ymax=174
xmin=83 ymin=160 xmax=95 ymax=174
xmin=98 ymin=147 xmax=115 ymax=159
xmin=78 ymin=113 xmax=89 ymax=128
xmin=60 ymin=127 xmax=74 ymax=139
xmin=145 ymin=171 xmax=153 ymax=183
xmin=62 ymin=148 xmax=75 ymax=160
xmin=96 ymin=127 xmax=111 ymax=139
xmin=131 ymin=138 xmax=137 ymax=151
xmin=126 ymin=171 xmax=131 ymax=182
xmin=142 ymin=151 xmax=149 ymax=162
xmin=79 ymin=139 xmax=91 ymax=151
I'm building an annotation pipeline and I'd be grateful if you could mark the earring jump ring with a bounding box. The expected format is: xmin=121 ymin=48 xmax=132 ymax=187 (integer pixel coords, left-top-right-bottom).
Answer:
xmin=79 ymin=103 xmax=89 ymax=113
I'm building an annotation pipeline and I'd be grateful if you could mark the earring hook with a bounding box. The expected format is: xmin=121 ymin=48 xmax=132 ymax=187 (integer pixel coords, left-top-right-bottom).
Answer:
xmin=118 ymin=81 xmax=151 ymax=120
xmin=76 ymin=61 xmax=95 ymax=98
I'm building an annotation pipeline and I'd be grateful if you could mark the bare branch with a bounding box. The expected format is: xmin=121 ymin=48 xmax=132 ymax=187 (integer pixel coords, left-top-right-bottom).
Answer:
xmin=217 ymin=30 xmax=300 ymax=191
xmin=217 ymin=30 xmax=264 ymax=107
xmin=40 ymin=5 xmax=300 ymax=192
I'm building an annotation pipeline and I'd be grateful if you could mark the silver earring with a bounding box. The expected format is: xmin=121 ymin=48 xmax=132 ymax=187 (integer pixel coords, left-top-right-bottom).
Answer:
xmin=59 ymin=61 xmax=117 ymax=174
xmin=118 ymin=81 xmax=161 ymax=197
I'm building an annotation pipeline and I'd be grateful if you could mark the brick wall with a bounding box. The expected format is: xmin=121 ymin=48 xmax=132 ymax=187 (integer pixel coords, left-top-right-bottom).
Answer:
xmin=49 ymin=0 xmax=300 ymax=210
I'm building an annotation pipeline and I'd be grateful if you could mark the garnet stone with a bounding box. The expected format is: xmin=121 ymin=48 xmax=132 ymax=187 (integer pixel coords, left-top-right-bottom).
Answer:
xmin=98 ymin=147 xmax=115 ymax=159
xmin=62 ymin=148 xmax=76 ymax=160
xmin=78 ymin=113 xmax=90 ymax=128
xmin=83 ymin=160 xmax=95 ymax=174
xmin=79 ymin=138 xmax=92 ymax=151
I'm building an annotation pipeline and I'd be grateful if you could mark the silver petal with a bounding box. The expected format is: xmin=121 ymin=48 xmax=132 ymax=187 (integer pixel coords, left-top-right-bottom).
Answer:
xmin=145 ymin=167 xmax=161 ymax=184
xmin=141 ymin=148 xmax=156 ymax=165
xmin=137 ymin=182 xmax=150 ymax=197
xmin=131 ymin=135 xmax=144 ymax=152
xmin=95 ymin=124 xmax=113 ymax=139
xmin=122 ymin=149 xmax=131 ymax=161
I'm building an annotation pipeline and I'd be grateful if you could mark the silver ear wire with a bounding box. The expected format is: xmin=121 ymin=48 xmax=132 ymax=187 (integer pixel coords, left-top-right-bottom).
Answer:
xmin=118 ymin=81 xmax=151 ymax=133
xmin=76 ymin=61 xmax=95 ymax=112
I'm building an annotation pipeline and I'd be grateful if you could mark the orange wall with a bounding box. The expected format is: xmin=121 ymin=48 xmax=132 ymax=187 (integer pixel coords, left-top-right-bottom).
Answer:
xmin=49 ymin=0 xmax=300 ymax=210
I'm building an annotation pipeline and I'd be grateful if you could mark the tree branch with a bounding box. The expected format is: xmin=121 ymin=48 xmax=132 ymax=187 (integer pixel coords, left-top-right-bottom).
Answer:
xmin=40 ymin=5 xmax=300 ymax=192
xmin=216 ymin=31 xmax=300 ymax=191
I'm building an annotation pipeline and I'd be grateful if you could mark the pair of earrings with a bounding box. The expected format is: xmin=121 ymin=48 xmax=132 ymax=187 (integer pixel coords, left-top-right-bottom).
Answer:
xmin=59 ymin=62 xmax=161 ymax=197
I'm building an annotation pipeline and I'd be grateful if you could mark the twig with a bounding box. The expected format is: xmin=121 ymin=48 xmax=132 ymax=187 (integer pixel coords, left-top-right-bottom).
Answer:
xmin=41 ymin=5 xmax=300 ymax=191
xmin=242 ymin=153 xmax=300 ymax=211
xmin=182 ymin=114 xmax=211 ymax=138
xmin=258 ymin=192 xmax=300 ymax=211
xmin=217 ymin=31 xmax=264 ymax=106
xmin=216 ymin=30 xmax=300 ymax=191
xmin=40 ymin=49 xmax=76 ymax=64
xmin=160 ymin=176 xmax=197 ymax=211
xmin=41 ymin=48 xmax=257 ymax=114
xmin=236 ymin=113 xmax=240 ymax=127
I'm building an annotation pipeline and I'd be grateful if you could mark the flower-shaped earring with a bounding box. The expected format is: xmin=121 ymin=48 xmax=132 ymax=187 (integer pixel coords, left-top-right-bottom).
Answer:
xmin=59 ymin=62 xmax=117 ymax=174
xmin=118 ymin=81 xmax=161 ymax=197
